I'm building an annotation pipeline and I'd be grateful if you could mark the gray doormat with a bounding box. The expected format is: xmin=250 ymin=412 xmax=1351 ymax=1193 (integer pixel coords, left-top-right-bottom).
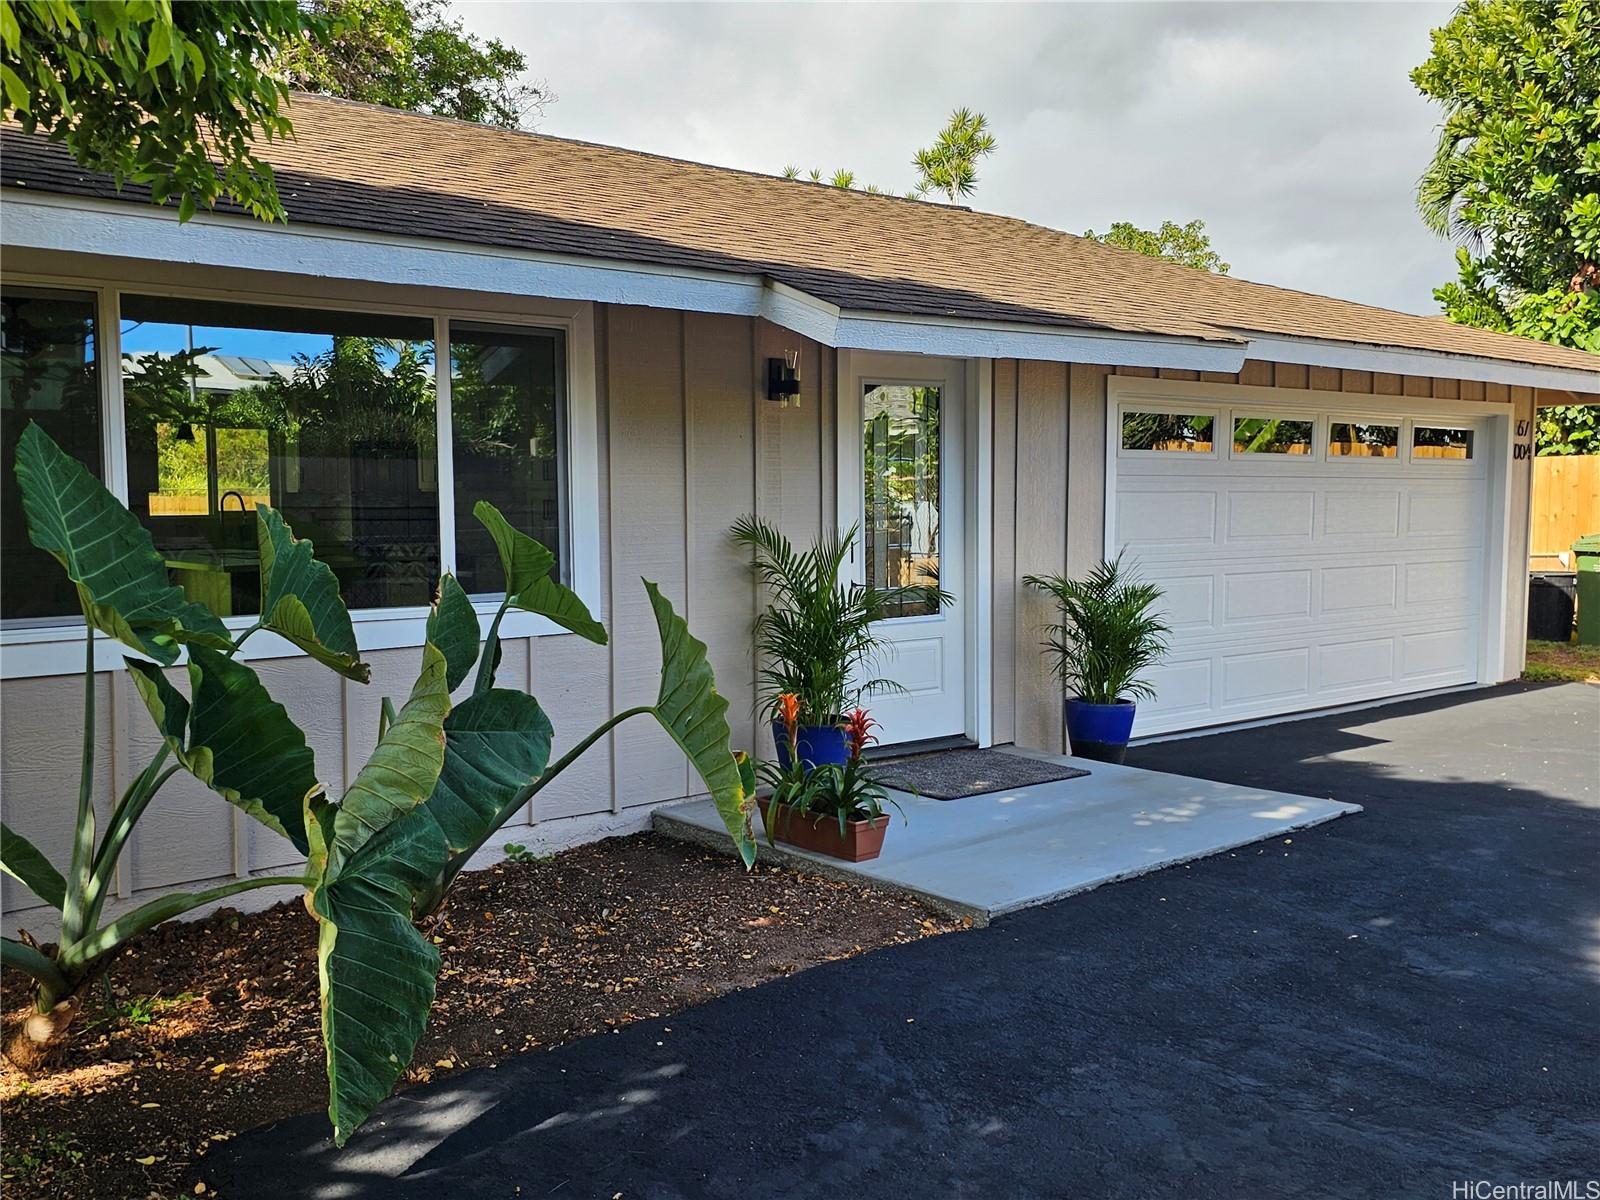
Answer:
xmin=876 ymin=748 xmax=1089 ymax=800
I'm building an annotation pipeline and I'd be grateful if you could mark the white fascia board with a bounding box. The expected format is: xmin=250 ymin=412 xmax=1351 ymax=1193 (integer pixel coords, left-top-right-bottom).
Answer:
xmin=3 ymin=192 xmax=772 ymax=318
xmin=1243 ymin=333 xmax=1600 ymax=395
xmin=832 ymin=309 xmax=1248 ymax=372
xmin=758 ymin=279 xmax=840 ymax=344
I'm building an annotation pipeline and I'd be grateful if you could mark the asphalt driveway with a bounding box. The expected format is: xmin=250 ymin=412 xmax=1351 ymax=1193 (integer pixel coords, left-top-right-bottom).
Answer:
xmin=210 ymin=682 xmax=1599 ymax=1199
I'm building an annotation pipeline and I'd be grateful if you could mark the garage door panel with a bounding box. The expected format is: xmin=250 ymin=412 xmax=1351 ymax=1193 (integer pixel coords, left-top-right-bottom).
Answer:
xmin=1226 ymin=490 xmax=1314 ymax=541
xmin=1141 ymin=658 xmax=1213 ymax=722
xmin=1117 ymin=489 xmax=1215 ymax=548
xmin=1113 ymin=395 xmax=1489 ymax=736
xmin=1401 ymin=626 xmax=1476 ymax=680
xmin=1222 ymin=568 xmax=1311 ymax=623
xmin=1316 ymin=636 xmax=1396 ymax=691
xmin=1221 ymin=647 xmax=1311 ymax=705
xmin=1403 ymin=557 xmax=1477 ymax=607
xmin=1322 ymin=563 xmax=1399 ymax=614
xmin=1323 ymin=490 xmax=1402 ymax=538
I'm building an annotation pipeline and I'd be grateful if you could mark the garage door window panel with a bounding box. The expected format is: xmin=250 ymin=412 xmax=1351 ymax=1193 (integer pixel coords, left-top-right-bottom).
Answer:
xmin=1412 ymin=425 xmax=1474 ymax=461
xmin=1120 ymin=410 xmax=1215 ymax=454
xmin=1329 ymin=421 xmax=1400 ymax=459
xmin=1231 ymin=416 xmax=1314 ymax=456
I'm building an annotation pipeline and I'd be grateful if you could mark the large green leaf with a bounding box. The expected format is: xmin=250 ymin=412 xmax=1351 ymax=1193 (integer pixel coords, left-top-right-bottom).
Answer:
xmin=428 ymin=689 xmax=553 ymax=854
xmin=14 ymin=422 xmax=232 ymax=664
xmin=473 ymin=500 xmax=555 ymax=596
xmin=644 ymin=580 xmax=756 ymax=867
xmin=311 ymin=812 xmax=445 ymax=1147
xmin=427 ymin=574 xmax=480 ymax=692
xmin=328 ymin=644 xmax=450 ymax=876
xmin=257 ymin=506 xmax=369 ymax=683
xmin=126 ymin=650 xmax=318 ymax=854
xmin=473 ymin=501 xmax=607 ymax=645
xmin=511 ymin=575 xmax=607 ymax=645
xmin=1 ymin=822 xmax=67 ymax=911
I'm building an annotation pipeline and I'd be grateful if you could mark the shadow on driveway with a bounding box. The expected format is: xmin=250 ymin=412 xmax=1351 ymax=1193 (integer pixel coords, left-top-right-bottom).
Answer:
xmin=208 ymin=683 xmax=1600 ymax=1199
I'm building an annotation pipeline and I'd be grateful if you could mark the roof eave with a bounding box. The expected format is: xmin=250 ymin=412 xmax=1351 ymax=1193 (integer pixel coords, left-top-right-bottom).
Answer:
xmin=1238 ymin=332 xmax=1600 ymax=396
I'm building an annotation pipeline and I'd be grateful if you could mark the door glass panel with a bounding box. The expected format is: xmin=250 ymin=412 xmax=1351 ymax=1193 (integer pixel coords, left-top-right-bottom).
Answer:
xmin=1329 ymin=421 xmax=1399 ymax=458
xmin=1412 ymin=425 xmax=1474 ymax=460
xmin=863 ymin=383 xmax=940 ymax=618
xmin=1232 ymin=416 xmax=1313 ymax=454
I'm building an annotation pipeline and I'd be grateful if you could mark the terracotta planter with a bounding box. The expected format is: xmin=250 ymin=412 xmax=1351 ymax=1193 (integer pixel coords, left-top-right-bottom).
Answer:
xmin=760 ymin=799 xmax=889 ymax=862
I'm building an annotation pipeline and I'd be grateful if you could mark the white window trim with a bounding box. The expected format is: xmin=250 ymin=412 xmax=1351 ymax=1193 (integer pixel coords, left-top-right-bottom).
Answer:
xmin=1 ymin=273 xmax=602 ymax=679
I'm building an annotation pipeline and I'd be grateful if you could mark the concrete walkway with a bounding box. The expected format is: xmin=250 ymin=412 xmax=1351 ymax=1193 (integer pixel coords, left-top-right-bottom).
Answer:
xmin=655 ymin=749 xmax=1360 ymax=923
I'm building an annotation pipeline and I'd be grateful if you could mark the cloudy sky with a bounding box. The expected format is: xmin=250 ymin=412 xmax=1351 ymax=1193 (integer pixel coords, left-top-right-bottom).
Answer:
xmin=453 ymin=1 xmax=1460 ymax=315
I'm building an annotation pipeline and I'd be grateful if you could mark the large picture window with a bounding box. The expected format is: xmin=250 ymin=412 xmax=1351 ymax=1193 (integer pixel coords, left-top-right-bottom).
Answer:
xmin=449 ymin=322 xmax=567 ymax=595
xmin=1 ymin=288 xmax=103 ymax=622
xmin=120 ymin=296 xmax=438 ymax=614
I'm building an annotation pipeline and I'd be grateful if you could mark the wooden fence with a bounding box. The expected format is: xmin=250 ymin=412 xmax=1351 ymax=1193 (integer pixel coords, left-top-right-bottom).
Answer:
xmin=1530 ymin=455 xmax=1600 ymax=568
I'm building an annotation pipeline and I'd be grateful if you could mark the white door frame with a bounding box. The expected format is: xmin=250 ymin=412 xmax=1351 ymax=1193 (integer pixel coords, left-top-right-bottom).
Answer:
xmin=1102 ymin=376 xmax=1515 ymax=725
xmin=837 ymin=350 xmax=993 ymax=747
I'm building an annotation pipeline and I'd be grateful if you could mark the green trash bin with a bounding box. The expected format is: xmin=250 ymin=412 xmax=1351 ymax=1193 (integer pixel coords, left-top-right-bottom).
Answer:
xmin=1575 ymin=534 xmax=1600 ymax=646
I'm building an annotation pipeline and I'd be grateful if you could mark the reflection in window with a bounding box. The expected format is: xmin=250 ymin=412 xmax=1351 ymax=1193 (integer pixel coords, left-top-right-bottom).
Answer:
xmin=1328 ymin=421 xmax=1399 ymax=458
xmin=1121 ymin=411 xmax=1214 ymax=451
xmin=449 ymin=323 xmax=566 ymax=595
xmin=120 ymin=296 xmax=437 ymax=615
xmin=864 ymin=383 xmax=940 ymax=619
xmin=1 ymin=288 xmax=103 ymax=622
xmin=1232 ymin=416 xmax=1313 ymax=455
xmin=1413 ymin=425 xmax=1474 ymax=460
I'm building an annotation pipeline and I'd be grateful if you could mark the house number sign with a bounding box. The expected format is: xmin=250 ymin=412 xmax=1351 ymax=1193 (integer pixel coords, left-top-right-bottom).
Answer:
xmin=1514 ymin=418 xmax=1533 ymax=460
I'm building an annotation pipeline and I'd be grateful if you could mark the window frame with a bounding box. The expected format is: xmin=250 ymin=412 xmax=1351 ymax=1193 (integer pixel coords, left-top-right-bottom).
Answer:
xmin=0 ymin=274 xmax=601 ymax=679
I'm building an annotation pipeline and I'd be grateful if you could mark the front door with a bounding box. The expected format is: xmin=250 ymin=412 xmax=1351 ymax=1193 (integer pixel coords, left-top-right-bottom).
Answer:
xmin=840 ymin=352 xmax=966 ymax=746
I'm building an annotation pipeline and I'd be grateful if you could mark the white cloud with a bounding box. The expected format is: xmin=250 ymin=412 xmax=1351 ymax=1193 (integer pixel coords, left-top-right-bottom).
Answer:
xmin=452 ymin=0 xmax=1460 ymax=314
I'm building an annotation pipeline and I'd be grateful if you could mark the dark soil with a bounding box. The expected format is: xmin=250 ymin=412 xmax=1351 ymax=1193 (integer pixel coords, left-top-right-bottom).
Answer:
xmin=0 ymin=832 xmax=963 ymax=1200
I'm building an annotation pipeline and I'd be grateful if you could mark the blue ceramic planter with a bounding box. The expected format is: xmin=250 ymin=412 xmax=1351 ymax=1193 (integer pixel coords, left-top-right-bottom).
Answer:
xmin=771 ymin=721 xmax=849 ymax=770
xmin=1065 ymin=699 xmax=1137 ymax=764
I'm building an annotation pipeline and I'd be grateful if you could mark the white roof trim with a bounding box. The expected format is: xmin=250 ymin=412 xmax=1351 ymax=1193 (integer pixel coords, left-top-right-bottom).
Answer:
xmin=8 ymin=192 xmax=1592 ymax=386
xmin=1242 ymin=333 xmax=1600 ymax=394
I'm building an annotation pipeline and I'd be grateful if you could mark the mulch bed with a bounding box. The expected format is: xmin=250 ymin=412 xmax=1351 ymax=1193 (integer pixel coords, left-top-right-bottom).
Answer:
xmin=0 ymin=832 xmax=965 ymax=1200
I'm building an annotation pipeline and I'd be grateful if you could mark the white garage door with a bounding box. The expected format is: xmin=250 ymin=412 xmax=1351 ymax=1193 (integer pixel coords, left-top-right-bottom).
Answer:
xmin=1110 ymin=391 xmax=1493 ymax=736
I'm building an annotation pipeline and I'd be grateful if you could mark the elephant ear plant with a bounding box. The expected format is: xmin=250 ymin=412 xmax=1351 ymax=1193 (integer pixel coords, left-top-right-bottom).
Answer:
xmin=0 ymin=423 xmax=756 ymax=1146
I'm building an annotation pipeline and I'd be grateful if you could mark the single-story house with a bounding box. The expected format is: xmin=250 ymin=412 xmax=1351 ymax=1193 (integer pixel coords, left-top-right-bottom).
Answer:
xmin=4 ymin=94 xmax=1598 ymax=929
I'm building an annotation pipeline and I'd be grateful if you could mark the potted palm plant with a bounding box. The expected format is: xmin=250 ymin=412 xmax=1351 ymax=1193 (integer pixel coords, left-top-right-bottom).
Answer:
xmin=731 ymin=514 xmax=943 ymax=767
xmin=759 ymin=702 xmax=898 ymax=861
xmin=1025 ymin=554 xmax=1170 ymax=763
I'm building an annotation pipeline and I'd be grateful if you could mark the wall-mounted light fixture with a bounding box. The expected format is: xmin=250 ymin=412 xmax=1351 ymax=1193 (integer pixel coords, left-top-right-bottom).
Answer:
xmin=766 ymin=349 xmax=801 ymax=406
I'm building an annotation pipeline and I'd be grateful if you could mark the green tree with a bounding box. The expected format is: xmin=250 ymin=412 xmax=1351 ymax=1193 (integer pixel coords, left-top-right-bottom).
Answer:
xmin=1536 ymin=402 xmax=1598 ymax=454
xmin=1411 ymin=0 xmax=1600 ymax=348
xmin=283 ymin=0 xmax=548 ymax=128
xmin=781 ymin=107 xmax=997 ymax=202
xmin=1 ymin=0 xmax=317 ymax=222
xmin=911 ymin=107 xmax=997 ymax=202
xmin=1083 ymin=219 xmax=1232 ymax=273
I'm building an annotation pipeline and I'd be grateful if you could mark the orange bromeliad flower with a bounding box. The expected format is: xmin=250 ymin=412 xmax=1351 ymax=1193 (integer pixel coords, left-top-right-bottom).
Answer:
xmin=776 ymin=692 xmax=802 ymax=737
xmin=843 ymin=708 xmax=879 ymax=760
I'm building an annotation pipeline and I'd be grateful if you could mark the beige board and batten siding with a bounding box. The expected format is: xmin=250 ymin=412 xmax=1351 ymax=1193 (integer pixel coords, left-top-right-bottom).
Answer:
xmin=988 ymin=359 xmax=1563 ymax=751
xmin=0 ymin=264 xmax=835 ymax=931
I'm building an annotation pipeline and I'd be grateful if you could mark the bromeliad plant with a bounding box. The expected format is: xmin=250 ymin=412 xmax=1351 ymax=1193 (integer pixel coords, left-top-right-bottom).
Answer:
xmin=0 ymin=423 xmax=756 ymax=1146
xmin=759 ymin=701 xmax=899 ymax=841
xmin=730 ymin=514 xmax=945 ymax=727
